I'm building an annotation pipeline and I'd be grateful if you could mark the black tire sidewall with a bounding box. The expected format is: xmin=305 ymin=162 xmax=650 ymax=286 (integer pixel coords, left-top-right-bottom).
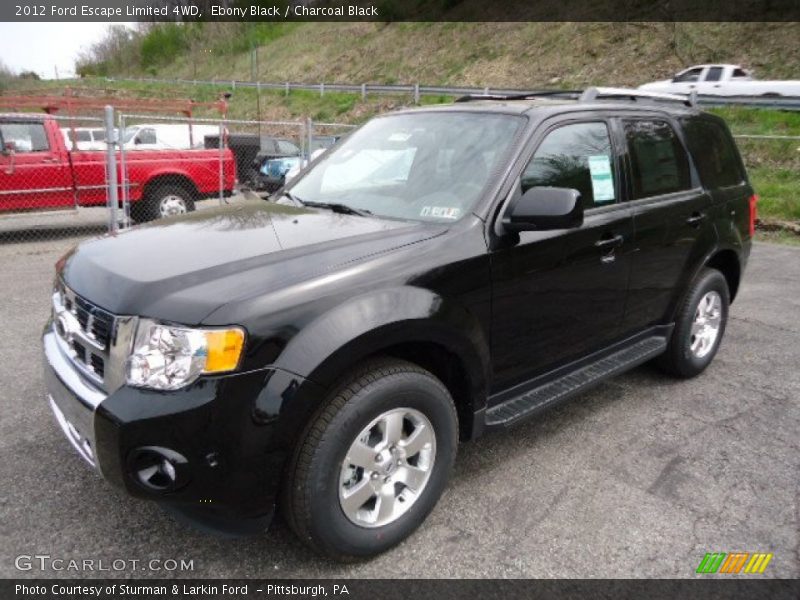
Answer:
xmin=673 ymin=269 xmax=730 ymax=376
xmin=304 ymin=372 xmax=457 ymax=558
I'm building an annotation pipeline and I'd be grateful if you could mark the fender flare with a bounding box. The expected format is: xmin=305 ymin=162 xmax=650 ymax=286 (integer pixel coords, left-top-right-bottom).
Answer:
xmin=259 ymin=286 xmax=491 ymax=439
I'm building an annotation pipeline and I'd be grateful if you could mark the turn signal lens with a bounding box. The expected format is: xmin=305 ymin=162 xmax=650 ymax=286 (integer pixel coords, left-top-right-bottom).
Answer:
xmin=204 ymin=328 xmax=245 ymax=373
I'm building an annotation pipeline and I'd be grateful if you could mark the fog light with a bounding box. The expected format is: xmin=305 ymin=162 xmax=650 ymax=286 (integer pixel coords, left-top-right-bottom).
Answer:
xmin=128 ymin=447 xmax=188 ymax=493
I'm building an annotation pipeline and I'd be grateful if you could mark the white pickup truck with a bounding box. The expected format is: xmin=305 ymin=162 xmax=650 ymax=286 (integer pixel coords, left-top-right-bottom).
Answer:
xmin=638 ymin=64 xmax=800 ymax=97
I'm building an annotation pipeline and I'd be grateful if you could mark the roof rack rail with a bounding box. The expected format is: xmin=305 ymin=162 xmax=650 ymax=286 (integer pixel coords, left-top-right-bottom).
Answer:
xmin=455 ymin=90 xmax=581 ymax=103
xmin=579 ymin=87 xmax=697 ymax=107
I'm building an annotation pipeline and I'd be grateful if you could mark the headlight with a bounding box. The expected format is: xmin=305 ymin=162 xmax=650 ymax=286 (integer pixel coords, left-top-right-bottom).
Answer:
xmin=125 ymin=319 xmax=245 ymax=390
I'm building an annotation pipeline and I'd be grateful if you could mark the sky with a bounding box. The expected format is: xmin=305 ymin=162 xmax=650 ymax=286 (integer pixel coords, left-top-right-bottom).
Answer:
xmin=0 ymin=23 xmax=133 ymax=79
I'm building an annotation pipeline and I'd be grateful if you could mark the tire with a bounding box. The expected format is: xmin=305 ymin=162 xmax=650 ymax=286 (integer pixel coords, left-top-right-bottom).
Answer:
xmin=656 ymin=268 xmax=730 ymax=379
xmin=282 ymin=358 xmax=458 ymax=561
xmin=131 ymin=182 xmax=195 ymax=223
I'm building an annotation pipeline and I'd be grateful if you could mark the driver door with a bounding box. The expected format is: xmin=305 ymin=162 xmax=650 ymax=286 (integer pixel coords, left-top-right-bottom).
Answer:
xmin=489 ymin=119 xmax=634 ymax=393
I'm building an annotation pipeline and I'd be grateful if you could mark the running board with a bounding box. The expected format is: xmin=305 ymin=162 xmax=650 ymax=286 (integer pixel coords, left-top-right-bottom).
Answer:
xmin=485 ymin=335 xmax=668 ymax=428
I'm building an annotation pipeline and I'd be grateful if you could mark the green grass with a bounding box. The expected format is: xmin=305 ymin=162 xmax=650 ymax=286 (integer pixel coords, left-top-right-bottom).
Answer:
xmin=750 ymin=167 xmax=800 ymax=222
xmin=709 ymin=106 xmax=800 ymax=136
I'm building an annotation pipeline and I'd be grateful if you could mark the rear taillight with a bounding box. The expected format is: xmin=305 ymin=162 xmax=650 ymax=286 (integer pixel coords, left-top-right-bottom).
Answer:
xmin=748 ymin=194 xmax=758 ymax=237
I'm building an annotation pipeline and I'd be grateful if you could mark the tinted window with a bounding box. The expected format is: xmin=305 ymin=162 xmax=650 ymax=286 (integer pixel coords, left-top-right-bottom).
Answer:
xmin=681 ymin=118 xmax=745 ymax=188
xmin=521 ymin=122 xmax=616 ymax=209
xmin=706 ymin=67 xmax=723 ymax=82
xmin=732 ymin=68 xmax=749 ymax=78
xmin=674 ymin=68 xmax=703 ymax=83
xmin=624 ymin=120 xmax=692 ymax=199
xmin=0 ymin=122 xmax=49 ymax=152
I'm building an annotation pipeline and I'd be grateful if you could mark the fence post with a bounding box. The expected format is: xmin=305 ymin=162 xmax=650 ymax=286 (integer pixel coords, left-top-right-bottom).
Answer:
xmin=218 ymin=119 xmax=225 ymax=207
xmin=104 ymin=106 xmax=119 ymax=233
xmin=118 ymin=113 xmax=130 ymax=229
xmin=320 ymin=82 xmax=325 ymax=98
xmin=484 ymin=86 xmax=489 ymax=96
xmin=414 ymin=83 xmax=420 ymax=105
xmin=306 ymin=117 xmax=314 ymax=158
xmin=285 ymin=81 xmax=289 ymax=96
xmin=361 ymin=83 xmax=367 ymax=101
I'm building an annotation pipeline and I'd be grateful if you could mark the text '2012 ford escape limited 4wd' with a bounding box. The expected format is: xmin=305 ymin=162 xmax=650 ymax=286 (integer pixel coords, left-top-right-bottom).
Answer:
xmin=43 ymin=88 xmax=756 ymax=560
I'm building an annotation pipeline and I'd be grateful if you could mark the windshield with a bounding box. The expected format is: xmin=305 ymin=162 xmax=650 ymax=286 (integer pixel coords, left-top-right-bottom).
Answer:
xmin=288 ymin=112 xmax=524 ymax=223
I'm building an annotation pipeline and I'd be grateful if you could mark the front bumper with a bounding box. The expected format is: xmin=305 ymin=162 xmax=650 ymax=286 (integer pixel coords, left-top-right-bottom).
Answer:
xmin=42 ymin=325 xmax=316 ymax=534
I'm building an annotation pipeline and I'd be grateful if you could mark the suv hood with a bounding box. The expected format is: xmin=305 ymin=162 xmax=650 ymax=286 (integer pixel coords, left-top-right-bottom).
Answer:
xmin=61 ymin=202 xmax=445 ymax=324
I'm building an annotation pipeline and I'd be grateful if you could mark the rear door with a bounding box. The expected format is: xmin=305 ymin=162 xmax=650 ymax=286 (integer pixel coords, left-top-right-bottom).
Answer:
xmin=619 ymin=116 xmax=715 ymax=332
xmin=680 ymin=115 xmax=754 ymax=244
xmin=0 ymin=119 xmax=74 ymax=212
xmin=490 ymin=117 xmax=634 ymax=392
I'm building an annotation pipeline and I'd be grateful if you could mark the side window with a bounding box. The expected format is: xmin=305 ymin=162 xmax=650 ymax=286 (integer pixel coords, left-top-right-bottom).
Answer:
xmin=681 ymin=117 xmax=745 ymax=188
xmin=673 ymin=68 xmax=704 ymax=83
xmin=138 ymin=128 xmax=157 ymax=145
xmin=277 ymin=140 xmax=299 ymax=154
xmin=521 ymin=122 xmax=616 ymax=209
xmin=624 ymin=120 xmax=692 ymax=199
xmin=732 ymin=68 xmax=749 ymax=79
xmin=706 ymin=67 xmax=724 ymax=82
xmin=0 ymin=122 xmax=49 ymax=152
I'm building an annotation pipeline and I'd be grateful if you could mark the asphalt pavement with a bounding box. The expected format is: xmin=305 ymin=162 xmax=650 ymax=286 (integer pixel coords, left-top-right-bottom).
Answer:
xmin=0 ymin=235 xmax=797 ymax=579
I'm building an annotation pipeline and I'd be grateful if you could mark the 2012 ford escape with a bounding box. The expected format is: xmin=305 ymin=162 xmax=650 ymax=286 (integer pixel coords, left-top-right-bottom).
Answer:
xmin=43 ymin=88 xmax=756 ymax=560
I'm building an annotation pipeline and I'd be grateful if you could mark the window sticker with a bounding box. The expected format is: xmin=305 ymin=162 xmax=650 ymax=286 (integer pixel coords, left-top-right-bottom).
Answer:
xmin=587 ymin=155 xmax=615 ymax=202
xmin=420 ymin=206 xmax=461 ymax=219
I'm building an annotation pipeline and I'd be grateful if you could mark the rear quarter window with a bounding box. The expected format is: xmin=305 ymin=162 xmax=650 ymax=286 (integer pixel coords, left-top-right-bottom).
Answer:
xmin=681 ymin=117 xmax=746 ymax=188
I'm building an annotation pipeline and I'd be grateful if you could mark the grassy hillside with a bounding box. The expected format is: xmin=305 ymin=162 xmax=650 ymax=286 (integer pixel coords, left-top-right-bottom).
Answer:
xmin=81 ymin=22 xmax=800 ymax=90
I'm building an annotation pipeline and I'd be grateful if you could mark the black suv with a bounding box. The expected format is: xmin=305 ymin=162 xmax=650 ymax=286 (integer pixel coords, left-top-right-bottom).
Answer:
xmin=43 ymin=89 xmax=755 ymax=560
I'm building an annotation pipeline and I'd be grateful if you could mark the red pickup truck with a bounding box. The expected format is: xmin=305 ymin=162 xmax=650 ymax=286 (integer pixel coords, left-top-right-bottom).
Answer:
xmin=0 ymin=114 xmax=236 ymax=222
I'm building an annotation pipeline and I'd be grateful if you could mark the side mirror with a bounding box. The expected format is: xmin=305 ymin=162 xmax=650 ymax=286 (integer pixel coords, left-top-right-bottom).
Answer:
xmin=2 ymin=140 xmax=16 ymax=156
xmin=502 ymin=187 xmax=583 ymax=232
xmin=134 ymin=136 xmax=143 ymax=145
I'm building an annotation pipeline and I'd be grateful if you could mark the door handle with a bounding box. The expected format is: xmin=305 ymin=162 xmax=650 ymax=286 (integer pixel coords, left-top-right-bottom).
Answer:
xmin=594 ymin=234 xmax=624 ymax=250
xmin=686 ymin=212 xmax=707 ymax=227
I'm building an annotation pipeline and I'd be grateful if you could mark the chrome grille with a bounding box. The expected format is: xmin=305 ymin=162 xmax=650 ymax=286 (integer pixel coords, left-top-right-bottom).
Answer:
xmin=52 ymin=282 xmax=115 ymax=387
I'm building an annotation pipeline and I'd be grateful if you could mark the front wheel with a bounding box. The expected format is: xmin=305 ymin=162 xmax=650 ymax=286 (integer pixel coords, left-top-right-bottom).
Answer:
xmin=131 ymin=183 xmax=196 ymax=223
xmin=656 ymin=268 xmax=730 ymax=378
xmin=282 ymin=358 xmax=458 ymax=561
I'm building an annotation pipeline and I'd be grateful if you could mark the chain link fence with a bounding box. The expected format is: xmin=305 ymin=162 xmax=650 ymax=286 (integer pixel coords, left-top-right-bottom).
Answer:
xmin=0 ymin=106 xmax=360 ymax=244
xmin=0 ymin=113 xmax=113 ymax=243
xmin=2 ymin=103 xmax=795 ymax=246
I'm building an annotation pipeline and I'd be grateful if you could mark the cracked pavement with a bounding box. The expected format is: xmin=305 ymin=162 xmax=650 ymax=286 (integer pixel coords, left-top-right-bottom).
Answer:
xmin=0 ymin=237 xmax=797 ymax=578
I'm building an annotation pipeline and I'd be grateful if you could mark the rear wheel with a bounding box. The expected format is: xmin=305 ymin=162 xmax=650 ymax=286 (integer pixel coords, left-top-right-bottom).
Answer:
xmin=131 ymin=183 xmax=195 ymax=223
xmin=656 ymin=268 xmax=729 ymax=378
xmin=282 ymin=358 xmax=458 ymax=561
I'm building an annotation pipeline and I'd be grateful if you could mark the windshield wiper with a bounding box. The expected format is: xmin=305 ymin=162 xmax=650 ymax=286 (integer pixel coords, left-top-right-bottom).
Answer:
xmin=280 ymin=191 xmax=305 ymax=206
xmin=301 ymin=201 xmax=373 ymax=217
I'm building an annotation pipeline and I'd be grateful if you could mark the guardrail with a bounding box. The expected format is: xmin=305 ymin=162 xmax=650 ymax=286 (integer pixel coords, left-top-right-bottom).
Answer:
xmin=109 ymin=76 xmax=800 ymax=111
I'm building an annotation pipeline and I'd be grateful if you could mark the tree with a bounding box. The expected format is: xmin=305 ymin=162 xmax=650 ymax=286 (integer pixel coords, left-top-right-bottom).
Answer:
xmin=0 ymin=59 xmax=13 ymax=91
